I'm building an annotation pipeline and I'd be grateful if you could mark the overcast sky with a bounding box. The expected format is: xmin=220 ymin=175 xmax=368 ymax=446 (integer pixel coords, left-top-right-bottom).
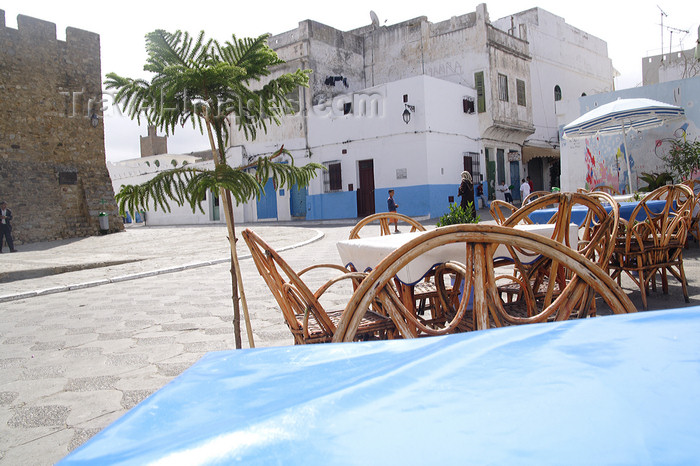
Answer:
xmin=5 ymin=0 xmax=700 ymax=161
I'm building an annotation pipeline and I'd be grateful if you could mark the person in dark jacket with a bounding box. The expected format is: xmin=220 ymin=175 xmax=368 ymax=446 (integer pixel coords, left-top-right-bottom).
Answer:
xmin=458 ymin=171 xmax=475 ymax=216
xmin=0 ymin=201 xmax=17 ymax=253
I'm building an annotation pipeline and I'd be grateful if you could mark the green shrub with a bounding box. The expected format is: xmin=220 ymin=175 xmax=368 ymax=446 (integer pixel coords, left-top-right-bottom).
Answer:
xmin=661 ymin=134 xmax=700 ymax=182
xmin=436 ymin=202 xmax=480 ymax=227
xmin=638 ymin=171 xmax=673 ymax=192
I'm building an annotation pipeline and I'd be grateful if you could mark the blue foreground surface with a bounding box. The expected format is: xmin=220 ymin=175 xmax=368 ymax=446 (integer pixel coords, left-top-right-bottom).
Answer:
xmin=61 ymin=308 xmax=700 ymax=465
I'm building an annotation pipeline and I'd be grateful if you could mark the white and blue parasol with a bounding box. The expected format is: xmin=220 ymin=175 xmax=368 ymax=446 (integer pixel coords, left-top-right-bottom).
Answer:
xmin=563 ymin=98 xmax=685 ymax=193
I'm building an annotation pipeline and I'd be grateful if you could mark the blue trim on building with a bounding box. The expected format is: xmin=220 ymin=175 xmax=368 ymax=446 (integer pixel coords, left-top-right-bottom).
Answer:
xmin=307 ymin=191 xmax=358 ymax=220
xmin=307 ymin=184 xmax=465 ymax=220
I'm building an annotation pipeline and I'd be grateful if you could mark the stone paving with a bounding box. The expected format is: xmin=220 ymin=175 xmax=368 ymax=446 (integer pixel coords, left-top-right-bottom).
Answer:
xmin=1 ymin=216 xmax=699 ymax=465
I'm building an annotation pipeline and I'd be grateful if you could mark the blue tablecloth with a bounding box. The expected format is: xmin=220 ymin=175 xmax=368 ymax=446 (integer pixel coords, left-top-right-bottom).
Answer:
xmin=61 ymin=308 xmax=700 ymax=465
xmin=528 ymin=199 xmax=669 ymax=225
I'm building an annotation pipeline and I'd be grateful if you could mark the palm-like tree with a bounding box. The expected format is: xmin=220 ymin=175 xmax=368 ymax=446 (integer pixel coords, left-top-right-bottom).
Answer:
xmin=106 ymin=30 xmax=322 ymax=348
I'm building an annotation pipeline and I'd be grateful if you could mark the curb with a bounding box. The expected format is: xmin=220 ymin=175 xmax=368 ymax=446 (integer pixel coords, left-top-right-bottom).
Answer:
xmin=0 ymin=229 xmax=325 ymax=303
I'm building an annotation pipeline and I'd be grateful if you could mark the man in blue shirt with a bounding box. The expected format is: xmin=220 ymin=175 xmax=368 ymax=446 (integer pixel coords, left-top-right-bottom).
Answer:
xmin=387 ymin=189 xmax=399 ymax=233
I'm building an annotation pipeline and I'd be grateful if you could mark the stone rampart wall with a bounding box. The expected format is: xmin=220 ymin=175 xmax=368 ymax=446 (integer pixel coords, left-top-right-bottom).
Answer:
xmin=0 ymin=10 xmax=123 ymax=244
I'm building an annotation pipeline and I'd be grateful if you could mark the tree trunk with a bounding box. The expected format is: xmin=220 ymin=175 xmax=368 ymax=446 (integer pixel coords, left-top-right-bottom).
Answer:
xmin=220 ymin=187 xmax=242 ymax=349
xmin=224 ymin=189 xmax=255 ymax=348
xmin=205 ymin=119 xmax=254 ymax=349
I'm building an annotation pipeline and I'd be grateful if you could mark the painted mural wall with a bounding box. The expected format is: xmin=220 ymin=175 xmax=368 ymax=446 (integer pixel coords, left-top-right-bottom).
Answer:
xmin=560 ymin=77 xmax=700 ymax=193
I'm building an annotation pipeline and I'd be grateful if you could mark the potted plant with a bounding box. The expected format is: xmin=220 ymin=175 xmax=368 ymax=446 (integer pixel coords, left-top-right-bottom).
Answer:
xmin=436 ymin=202 xmax=480 ymax=227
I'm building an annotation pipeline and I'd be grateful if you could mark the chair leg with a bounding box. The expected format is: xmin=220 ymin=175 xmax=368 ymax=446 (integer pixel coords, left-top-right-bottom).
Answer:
xmin=661 ymin=267 xmax=669 ymax=295
xmin=638 ymin=269 xmax=648 ymax=311
xmin=677 ymin=263 xmax=690 ymax=303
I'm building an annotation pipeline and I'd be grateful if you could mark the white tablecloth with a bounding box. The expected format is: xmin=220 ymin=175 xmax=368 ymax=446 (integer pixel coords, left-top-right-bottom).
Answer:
xmin=612 ymin=194 xmax=636 ymax=203
xmin=337 ymin=224 xmax=578 ymax=285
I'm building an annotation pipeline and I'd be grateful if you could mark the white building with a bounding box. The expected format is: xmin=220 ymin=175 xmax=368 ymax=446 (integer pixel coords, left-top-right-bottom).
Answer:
xmin=108 ymin=154 xmax=236 ymax=225
xmin=230 ymin=3 xmax=614 ymax=220
xmin=493 ymin=8 xmax=613 ymax=191
xmin=642 ymin=47 xmax=700 ymax=86
xmin=110 ymin=4 xmax=616 ymax=224
xmin=232 ymin=74 xmax=480 ymax=220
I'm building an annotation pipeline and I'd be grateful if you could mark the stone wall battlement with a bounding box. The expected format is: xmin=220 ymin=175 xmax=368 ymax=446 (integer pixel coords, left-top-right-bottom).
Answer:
xmin=0 ymin=10 xmax=100 ymax=57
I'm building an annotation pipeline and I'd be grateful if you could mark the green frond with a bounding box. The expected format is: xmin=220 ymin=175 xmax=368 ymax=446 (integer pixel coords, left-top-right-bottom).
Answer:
xmin=108 ymin=29 xmax=318 ymax=212
xmin=108 ymin=28 xmax=311 ymax=139
xmin=115 ymin=154 xmax=324 ymax=215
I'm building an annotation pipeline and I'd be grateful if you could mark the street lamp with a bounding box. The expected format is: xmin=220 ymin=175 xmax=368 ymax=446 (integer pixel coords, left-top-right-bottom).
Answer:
xmin=402 ymin=104 xmax=415 ymax=124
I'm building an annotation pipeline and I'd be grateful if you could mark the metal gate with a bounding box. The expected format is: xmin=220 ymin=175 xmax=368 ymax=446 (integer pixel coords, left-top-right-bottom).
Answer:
xmin=509 ymin=161 xmax=521 ymax=201
xmin=290 ymin=184 xmax=307 ymax=218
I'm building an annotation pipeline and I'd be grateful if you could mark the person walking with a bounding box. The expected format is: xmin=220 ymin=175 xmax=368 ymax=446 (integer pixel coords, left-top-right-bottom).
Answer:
xmin=458 ymin=171 xmax=475 ymax=217
xmin=520 ymin=178 xmax=531 ymax=205
xmin=387 ymin=189 xmax=400 ymax=233
xmin=0 ymin=201 xmax=17 ymax=253
xmin=496 ymin=180 xmax=512 ymax=203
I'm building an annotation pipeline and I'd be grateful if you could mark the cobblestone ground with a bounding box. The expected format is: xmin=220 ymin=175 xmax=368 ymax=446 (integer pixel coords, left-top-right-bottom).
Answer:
xmin=0 ymin=224 xmax=352 ymax=465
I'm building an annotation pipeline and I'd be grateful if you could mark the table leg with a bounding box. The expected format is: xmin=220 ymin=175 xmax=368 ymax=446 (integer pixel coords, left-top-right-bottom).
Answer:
xmin=395 ymin=278 xmax=419 ymax=337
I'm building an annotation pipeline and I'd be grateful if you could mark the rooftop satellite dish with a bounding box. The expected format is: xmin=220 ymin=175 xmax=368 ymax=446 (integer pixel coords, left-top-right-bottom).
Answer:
xmin=370 ymin=10 xmax=380 ymax=27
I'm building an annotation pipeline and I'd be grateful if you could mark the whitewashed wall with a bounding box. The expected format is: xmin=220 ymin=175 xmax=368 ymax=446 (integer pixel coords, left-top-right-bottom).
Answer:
xmin=108 ymin=156 xmax=246 ymax=225
xmin=307 ymin=75 xmax=479 ymax=190
xmin=495 ymin=8 xmax=613 ymax=151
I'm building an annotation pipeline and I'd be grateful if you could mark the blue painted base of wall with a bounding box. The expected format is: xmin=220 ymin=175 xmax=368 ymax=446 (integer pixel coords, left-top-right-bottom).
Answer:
xmin=307 ymin=184 xmax=468 ymax=220
xmin=306 ymin=191 xmax=358 ymax=220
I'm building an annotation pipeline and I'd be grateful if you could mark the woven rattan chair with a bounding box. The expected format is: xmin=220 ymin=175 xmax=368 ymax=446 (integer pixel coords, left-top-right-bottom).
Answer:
xmin=349 ymin=213 xmax=451 ymax=317
xmin=489 ymin=200 xmax=528 ymax=225
xmin=349 ymin=212 xmax=426 ymax=239
xmin=242 ymin=228 xmax=396 ymax=344
xmin=332 ymin=224 xmax=636 ymax=342
xmin=522 ymin=190 xmax=551 ymax=205
xmin=683 ymin=179 xmax=700 ymax=247
xmin=496 ymin=192 xmax=618 ymax=317
xmin=609 ymin=184 xmax=693 ymax=310
xmin=591 ymin=185 xmax=621 ymax=195
xmin=503 ymin=192 xmax=616 ymax=249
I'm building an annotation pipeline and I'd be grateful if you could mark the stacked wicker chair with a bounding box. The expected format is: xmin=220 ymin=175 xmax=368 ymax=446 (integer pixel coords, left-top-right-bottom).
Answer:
xmin=489 ymin=200 xmax=527 ymax=225
xmin=522 ymin=190 xmax=553 ymax=205
xmin=591 ymin=185 xmax=621 ymax=195
xmin=682 ymin=179 xmax=700 ymax=247
xmin=609 ymin=184 xmax=694 ymax=310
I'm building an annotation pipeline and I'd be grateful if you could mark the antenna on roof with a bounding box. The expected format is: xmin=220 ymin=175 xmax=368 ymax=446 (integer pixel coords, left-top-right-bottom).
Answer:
xmin=665 ymin=25 xmax=690 ymax=55
xmin=658 ymin=5 xmax=668 ymax=60
xmin=370 ymin=10 xmax=380 ymax=27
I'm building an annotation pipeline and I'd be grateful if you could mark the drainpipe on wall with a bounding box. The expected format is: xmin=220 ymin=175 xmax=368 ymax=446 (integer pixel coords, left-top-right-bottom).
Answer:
xmin=301 ymin=57 xmax=310 ymax=161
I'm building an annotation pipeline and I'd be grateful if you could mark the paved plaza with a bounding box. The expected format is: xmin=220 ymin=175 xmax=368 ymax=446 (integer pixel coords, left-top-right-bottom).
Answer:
xmin=1 ymin=215 xmax=699 ymax=464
